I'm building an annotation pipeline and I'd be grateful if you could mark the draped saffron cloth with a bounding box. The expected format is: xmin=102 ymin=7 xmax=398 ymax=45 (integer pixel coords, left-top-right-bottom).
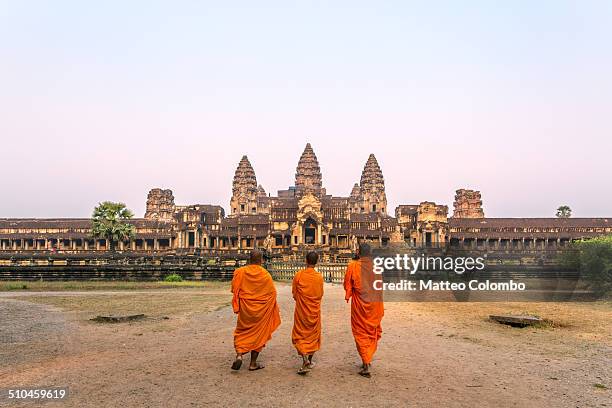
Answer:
xmin=291 ymin=267 xmax=324 ymax=355
xmin=231 ymin=264 xmax=281 ymax=354
xmin=343 ymin=257 xmax=384 ymax=364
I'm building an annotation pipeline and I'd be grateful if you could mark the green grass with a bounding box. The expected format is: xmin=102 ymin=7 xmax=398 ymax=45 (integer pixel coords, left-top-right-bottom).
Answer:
xmin=0 ymin=280 xmax=229 ymax=292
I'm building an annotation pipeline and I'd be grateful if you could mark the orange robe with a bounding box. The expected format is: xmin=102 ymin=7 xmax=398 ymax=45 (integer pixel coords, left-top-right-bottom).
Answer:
xmin=231 ymin=264 xmax=281 ymax=354
xmin=291 ymin=267 xmax=324 ymax=355
xmin=344 ymin=258 xmax=384 ymax=364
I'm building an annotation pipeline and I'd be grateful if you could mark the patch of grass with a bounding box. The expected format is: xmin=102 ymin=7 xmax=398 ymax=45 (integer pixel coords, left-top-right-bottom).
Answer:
xmin=530 ymin=319 xmax=556 ymax=329
xmin=0 ymin=280 xmax=229 ymax=292
xmin=1 ymin=283 xmax=29 ymax=291
xmin=164 ymin=273 xmax=183 ymax=282
xmin=593 ymin=383 xmax=607 ymax=390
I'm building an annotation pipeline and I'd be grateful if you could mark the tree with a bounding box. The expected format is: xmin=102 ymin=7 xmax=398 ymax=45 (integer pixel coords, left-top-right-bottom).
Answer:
xmin=556 ymin=205 xmax=572 ymax=218
xmin=560 ymin=235 xmax=612 ymax=295
xmin=91 ymin=202 xmax=135 ymax=251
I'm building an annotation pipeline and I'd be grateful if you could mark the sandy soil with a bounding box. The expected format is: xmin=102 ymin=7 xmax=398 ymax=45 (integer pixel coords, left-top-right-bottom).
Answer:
xmin=0 ymin=284 xmax=610 ymax=408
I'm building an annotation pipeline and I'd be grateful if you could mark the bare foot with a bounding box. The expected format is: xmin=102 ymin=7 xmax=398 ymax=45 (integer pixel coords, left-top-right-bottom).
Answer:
xmin=306 ymin=354 xmax=315 ymax=369
xmin=248 ymin=363 xmax=265 ymax=371
xmin=231 ymin=354 xmax=243 ymax=371
xmin=358 ymin=364 xmax=371 ymax=378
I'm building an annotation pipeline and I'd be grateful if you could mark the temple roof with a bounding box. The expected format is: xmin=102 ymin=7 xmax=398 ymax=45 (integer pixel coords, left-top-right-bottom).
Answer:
xmin=257 ymin=184 xmax=266 ymax=197
xmin=295 ymin=143 xmax=323 ymax=196
xmin=359 ymin=154 xmax=385 ymax=195
xmin=350 ymin=183 xmax=361 ymax=199
xmin=232 ymin=155 xmax=258 ymax=196
xmin=0 ymin=218 xmax=171 ymax=229
xmin=449 ymin=218 xmax=610 ymax=229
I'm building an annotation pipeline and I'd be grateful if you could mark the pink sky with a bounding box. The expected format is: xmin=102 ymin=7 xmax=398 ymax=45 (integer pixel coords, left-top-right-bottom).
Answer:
xmin=1 ymin=1 xmax=610 ymax=218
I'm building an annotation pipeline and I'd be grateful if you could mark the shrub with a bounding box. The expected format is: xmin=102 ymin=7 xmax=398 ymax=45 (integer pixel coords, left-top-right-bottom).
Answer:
xmin=164 ymin=273 xmax=183 ymax=282
xmin=561 ymin=235 xmax=612 ymax=294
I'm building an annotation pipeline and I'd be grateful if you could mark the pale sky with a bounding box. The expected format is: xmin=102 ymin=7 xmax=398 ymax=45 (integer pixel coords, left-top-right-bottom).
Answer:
xmin=1 ymin=1 xmax=610 ymax=218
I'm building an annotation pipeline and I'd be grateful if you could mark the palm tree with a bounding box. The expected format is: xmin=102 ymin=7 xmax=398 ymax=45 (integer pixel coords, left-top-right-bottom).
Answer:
xmin=556 ymin=205 xmax=572 ymax=218
xmin=91 ymin=202 xmax=136 ymax=251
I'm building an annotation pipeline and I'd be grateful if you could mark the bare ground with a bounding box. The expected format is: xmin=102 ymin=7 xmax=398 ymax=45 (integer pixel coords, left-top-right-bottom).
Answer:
xmin=0 ymin=284 xmax=610 ymax=408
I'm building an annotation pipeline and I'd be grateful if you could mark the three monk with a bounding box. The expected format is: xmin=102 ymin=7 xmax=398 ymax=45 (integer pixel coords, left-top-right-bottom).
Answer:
xmin=344 ymin=243 xmax=384 ymax=377
xmin=230 ymin=245 xmax=384 ymax=378
xmin=291 ymin=251 xmax=324 ymax=375
xmin=231 ymin=250 xmax=281 ymax=371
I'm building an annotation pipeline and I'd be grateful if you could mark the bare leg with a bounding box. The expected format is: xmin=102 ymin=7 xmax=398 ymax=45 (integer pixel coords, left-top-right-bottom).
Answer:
xmin=359 ymin=362 xmax=371 ymax=378
xmin=249 ymin=350 xmax=264 ymax=370
xmin=306 ymin=353 xmax=315 ymax=368
xmin=297 ymin=354 xmax=309 ymax=375
xmin=231 ymin=353 xmax=243 ymax=370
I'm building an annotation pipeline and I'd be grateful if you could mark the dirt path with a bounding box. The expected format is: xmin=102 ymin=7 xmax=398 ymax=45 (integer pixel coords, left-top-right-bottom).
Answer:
xmin=0 ymin=284 xmax=609 ymax=407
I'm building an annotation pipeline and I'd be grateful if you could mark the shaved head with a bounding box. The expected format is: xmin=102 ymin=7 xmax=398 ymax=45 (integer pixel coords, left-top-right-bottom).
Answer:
xmin=249 ymin=249 xmax=263 ymax=265
xmin=358 ymin=243 xmax=371 ymax=257
xmin=306 ymin=251 xmax=319 ymax=266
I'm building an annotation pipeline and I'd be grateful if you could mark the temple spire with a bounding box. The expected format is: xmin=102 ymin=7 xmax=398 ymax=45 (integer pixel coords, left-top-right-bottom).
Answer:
xmin=295 ymin=143 xmax=324 ymax=197
xmin=230 ymin=155 xmax=260 ymax=215
xmin=358 ymin=153 xmax=387 ymax=214
xmin=232 ymin=155 xmax=257 ymax=196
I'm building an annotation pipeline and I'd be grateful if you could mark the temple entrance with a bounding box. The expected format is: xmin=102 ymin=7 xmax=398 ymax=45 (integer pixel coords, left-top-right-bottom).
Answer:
xmin=425 ymin=232 xmax=432 ymax=247
xmin=304 ymin=218 xmax=317 ymax=245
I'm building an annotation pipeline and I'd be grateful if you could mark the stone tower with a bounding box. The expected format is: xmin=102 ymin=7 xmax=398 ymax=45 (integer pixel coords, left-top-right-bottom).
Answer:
xmin=349 ymin=183 xmax=362 ymax=213
xmin=452 ymin=189 xmax=484 ymax=218
xmin=257 ymin=184 xmax=267 ymax=197
xmin=295 ymin=143 xmax=325 ymax=197
xmin=357 ymin=154 xmax=387 ymax=214
xmin=144 ymin=188 xmax=175 ymax=221
xmin=230 ymin=155 xmax=259 ymax=216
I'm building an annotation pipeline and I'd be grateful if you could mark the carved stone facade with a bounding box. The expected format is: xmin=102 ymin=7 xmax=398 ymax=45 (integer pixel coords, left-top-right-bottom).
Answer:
xmin=229 ymin=156 xmax=260 ymax=216
xmin=144 ymin=188 xmax=175 ymax=221
xmin=1 ymin=144 xmax=610 ymax=255
xmin=356 ymin=154 xmax=387 ymax=215
xmin=294 ymin=143 xmax=325 ymax=198
xmin=453 ymin=189 xmax=484 ymax=218
xmin=396 ymin=202 xmax=448 ymax=246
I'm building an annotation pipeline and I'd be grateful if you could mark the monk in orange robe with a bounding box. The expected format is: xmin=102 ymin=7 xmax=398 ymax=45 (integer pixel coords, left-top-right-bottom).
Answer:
xmin=292 ymin=251 xmax=324 ymax=375
xmin=231 ymin=250 xmax=281 ymax=371
xmin=344 ymin=243 xmax=384 ymax=377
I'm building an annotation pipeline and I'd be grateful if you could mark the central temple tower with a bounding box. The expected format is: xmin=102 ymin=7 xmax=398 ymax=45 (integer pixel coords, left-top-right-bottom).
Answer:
xmin=294 ymin=143 xmax=325 ymax=198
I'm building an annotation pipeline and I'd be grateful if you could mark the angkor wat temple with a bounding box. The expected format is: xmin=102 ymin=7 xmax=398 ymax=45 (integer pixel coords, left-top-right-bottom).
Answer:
xmin=0 ymin=144 xmax=610 ymax=256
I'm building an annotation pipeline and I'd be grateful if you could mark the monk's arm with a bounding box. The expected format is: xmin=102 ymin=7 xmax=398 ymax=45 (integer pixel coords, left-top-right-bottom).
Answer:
xmin=343 ymin=264 xmax=353 ymax=302
xmin=292 ymin=271 xmax=300 ymax=300
xmin=231 ymin=269 xmax=241 ymax=313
